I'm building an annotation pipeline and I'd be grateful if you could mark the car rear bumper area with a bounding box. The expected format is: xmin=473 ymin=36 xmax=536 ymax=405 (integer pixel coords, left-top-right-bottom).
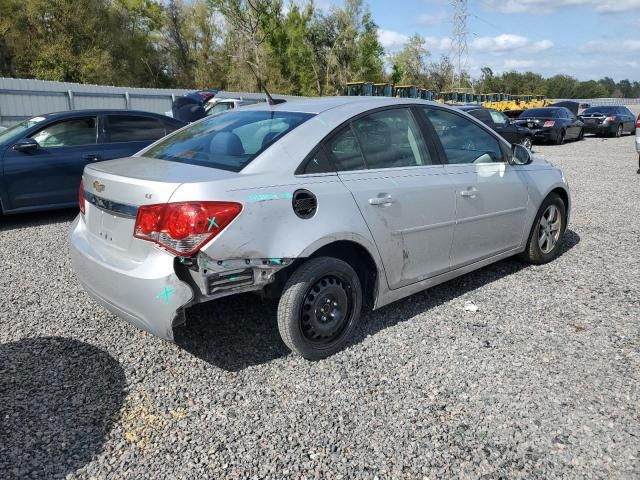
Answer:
xmin=635 ymin=135 xmax=640 ymax=154
xmin=583 ymin=124 xmax=612 ymax=135
xmin=532 ymin=129 xmax=557 ymax=142
xmin=68 ymin=215 xmax=194 ymax=341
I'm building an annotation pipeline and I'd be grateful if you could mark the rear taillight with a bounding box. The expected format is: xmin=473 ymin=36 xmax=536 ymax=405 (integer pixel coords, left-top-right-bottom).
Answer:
xmin=79 ymin=180 xmax=86 ymax=214
xmin=636 ymin=114 xmax=640 ymax=128
xmin=604 ymin=115 xmax=616 ymax=123
xmin=134 ymin=201 xmax=242 ymax=255
xmin=543 ymin=121 xmax=555 ymax=127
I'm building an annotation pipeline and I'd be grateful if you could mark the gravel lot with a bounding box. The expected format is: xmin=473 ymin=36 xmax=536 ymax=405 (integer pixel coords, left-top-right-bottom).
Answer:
xmin=1 ymin=134 xmax=639 ymax=479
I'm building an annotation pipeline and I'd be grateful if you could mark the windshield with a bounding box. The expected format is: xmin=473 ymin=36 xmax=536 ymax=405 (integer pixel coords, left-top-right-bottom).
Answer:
xmin=582 ymin=106 xmax=617 ymax=115
xmin=519 ymin=109 xmax=554 ymax=118
xmin=0 ymin=116 xmax=47 ymax=144
xmin=142 ymin=110 xmax=314 ymax=172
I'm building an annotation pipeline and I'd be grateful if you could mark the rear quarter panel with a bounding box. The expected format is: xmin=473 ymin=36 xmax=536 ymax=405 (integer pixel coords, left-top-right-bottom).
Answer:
xmin=168 ymin=170 xmax=386 ymax=273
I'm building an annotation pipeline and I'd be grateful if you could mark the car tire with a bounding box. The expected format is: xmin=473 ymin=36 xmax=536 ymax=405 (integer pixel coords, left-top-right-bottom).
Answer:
xmin=614 ymin=124 xmax=623 ymax=138
xmin=518 ymin=193 xmax=566 ymax=265
xmin=555 ymin=130 xmax=565 ymax=145
xmin=277 ymin=256 xmax=362 ymax=360
xmin=520 ymin=136 xmax=533 ymax=150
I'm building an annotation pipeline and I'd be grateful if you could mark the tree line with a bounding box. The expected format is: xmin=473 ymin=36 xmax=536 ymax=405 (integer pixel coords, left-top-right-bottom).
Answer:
xmin=0 ymin=0 xmax=638 ymax=98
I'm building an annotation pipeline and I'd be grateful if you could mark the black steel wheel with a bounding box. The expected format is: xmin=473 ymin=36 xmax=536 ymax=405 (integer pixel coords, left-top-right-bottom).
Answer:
xmin=277 ymin=257 xmax=362 ymax=360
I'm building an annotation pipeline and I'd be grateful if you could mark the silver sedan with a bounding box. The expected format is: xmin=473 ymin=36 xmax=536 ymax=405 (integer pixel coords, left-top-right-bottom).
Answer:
xmin=69 ymin=97 xmax=571 ymax=359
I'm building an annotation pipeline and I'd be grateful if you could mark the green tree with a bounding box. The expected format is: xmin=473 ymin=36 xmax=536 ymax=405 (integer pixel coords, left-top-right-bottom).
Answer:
xmin=390 ymin=34 xmax=429 ymax=85
xmin=574 ymin=80 xmax=608 ymax=99
xmin=545 ymin=74 xmax=578 ymax=99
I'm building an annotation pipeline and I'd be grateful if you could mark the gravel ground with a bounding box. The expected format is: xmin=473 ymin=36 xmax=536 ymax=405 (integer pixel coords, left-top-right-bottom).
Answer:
xmin=1 ymin=134 xmax=639 ymax=479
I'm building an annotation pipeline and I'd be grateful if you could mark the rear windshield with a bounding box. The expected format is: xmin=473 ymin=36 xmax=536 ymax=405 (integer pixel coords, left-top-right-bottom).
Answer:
xmin=519 ymin=108 xmax=555 ymax=118
xmin=142 ymin=110 xmax=314 ymax=172
xmin=582 ymin=106 xmax=618 ymax=114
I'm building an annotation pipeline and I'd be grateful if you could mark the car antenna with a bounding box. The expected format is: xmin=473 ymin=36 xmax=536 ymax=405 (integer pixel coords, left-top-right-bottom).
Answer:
xmin=260 ymin=79 xmax=276 ymax=106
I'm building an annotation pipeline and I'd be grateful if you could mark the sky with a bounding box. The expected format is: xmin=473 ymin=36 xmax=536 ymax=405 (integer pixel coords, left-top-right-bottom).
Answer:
xmin=317 ymin=0 xmax=640 ymax=81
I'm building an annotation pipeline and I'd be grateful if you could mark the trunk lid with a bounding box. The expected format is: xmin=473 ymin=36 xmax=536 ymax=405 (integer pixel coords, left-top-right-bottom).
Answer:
xmin=515 ymin=117 xmax=551 ymax=130
xmin=82 ymin=156 xmax=240 ymax=259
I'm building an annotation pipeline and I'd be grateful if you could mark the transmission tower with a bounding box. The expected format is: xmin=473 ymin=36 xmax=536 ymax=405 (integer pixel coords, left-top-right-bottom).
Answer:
xmin=451 ymin=0 xmax=469 ymax=90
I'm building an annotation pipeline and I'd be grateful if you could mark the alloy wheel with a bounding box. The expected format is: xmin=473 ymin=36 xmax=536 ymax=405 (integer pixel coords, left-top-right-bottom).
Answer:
xmin=538 ymin=204 xmax=562 ymax=254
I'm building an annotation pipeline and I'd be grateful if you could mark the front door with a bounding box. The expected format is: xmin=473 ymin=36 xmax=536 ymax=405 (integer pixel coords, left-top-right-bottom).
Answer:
xmin=420 ymin=107 xmax=529 ymax=268
xmin=2 ymin=116 xmax=100 ymax=211
xmin=328 ymin=107 xmax=456 ymax=289
xmin=488 ymin=110 xmax=520 ymax=144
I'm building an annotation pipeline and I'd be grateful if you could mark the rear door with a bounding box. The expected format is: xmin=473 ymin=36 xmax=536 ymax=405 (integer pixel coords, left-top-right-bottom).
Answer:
xmin=332 ymin=107 xmax=456 ymax=289
xmin=101 ymin=114 xmax=169 ymax=161
xmin=2 ymin=116 xmax=100 ymax=211
xmin=420 ymin=107 xmax=529 ymax=268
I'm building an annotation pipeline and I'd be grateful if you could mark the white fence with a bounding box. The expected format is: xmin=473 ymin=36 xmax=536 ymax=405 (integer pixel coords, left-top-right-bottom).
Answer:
xmin=0 ymin=78 xmax=301 ymax=126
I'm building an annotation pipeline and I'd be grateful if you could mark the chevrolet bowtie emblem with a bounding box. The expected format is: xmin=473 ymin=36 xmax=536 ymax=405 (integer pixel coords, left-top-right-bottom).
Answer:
xmin=93 ymin=180 xmax=105 ymax=193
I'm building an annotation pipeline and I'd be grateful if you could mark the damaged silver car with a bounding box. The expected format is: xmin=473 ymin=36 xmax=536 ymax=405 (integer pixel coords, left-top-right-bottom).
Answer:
xmin=69 ymin=97 xmax=571 ymax=359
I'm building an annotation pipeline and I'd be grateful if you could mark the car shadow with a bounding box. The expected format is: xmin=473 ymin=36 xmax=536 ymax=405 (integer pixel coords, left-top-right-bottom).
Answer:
xmin=175 ymin=229 xmax=580 ymax=371
xmin=0 ymin=337 xmax=126 ymax=479
xmin=0 ymin=208 xmax=77 ymax=231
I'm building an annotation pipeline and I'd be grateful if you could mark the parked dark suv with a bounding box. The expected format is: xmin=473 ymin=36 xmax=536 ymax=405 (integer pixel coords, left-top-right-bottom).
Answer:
xmin=459 ymin=105 xmax=534 ymax=149
xmin=0 ymin=110 xmax=184 ymax=214
xmin=515 ymin=107 xmax=584 ymax=145
xmin=579 ymin=105 xmax=637 ymax=137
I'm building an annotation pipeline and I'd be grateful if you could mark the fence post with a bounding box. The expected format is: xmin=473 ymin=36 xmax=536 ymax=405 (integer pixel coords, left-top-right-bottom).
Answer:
xmin=67 ymin=90 xmax=75 ymax=110
xmin=124 ymin=92 xmax=131 ymax=110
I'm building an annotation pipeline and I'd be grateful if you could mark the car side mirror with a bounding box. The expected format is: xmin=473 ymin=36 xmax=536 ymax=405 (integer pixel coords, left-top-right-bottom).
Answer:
xmin=510 ymin=143 xmax=531 ymax=166
xmin=12 ymin=138 xmax=39 ymax=152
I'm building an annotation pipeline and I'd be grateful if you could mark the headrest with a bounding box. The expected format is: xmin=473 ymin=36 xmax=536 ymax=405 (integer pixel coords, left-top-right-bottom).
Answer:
xmin=210 ymin=132 xmax=245 ymax=156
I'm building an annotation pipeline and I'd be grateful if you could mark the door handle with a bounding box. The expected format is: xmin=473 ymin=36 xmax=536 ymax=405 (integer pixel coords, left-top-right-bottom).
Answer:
xmin=83 ymin=154 xmax=101 ymax=162
xmin=460 ymin=187 xmax=478 ymax=198
xmin=368 ymin=194 xmax=395 ymax=206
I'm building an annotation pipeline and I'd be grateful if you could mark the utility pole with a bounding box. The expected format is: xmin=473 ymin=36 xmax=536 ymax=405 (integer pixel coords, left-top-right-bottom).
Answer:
xmin=451 ymin=0 xmax=469 ymax=90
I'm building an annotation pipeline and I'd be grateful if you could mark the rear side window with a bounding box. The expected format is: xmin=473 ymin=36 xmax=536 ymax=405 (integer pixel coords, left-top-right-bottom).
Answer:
xmin=31 ymin=117 xmax=97 ymax=147
xmin=106 ymin=115 xmax=166 ymax=143
xmin=325 ymin=126 xmax=366 ymax=171
xmin=142 ymin=110 xmax=314 ymax=172
xmin=422 ymin=108 xmax=504 ymax=164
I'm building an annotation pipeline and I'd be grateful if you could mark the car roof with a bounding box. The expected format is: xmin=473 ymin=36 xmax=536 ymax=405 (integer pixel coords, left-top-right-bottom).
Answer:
xmin=457 ymin=105 xmax=485 ymax=111
xmin=29 ymin=109 xmax=175 ymax=121
xmin=243 ymin=96 xmax=443 ymax=115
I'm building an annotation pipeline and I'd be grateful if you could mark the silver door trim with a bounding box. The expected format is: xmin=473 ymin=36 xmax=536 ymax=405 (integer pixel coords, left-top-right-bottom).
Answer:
xmin=456 ymin=205 xmax=527 ymax=226
xmin=392 ymin=219 xmax=457 ymax=235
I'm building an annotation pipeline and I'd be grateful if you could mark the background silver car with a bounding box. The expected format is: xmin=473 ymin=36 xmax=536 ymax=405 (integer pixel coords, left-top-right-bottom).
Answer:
xmin=69 ymin=97 xmax=570 ymax=359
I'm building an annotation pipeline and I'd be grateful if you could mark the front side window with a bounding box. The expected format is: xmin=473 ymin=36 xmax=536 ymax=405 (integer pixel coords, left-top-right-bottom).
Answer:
xmin=422 ymin=108 xmax=504 ymax=164
xmin=106 ymin=115 xmax=166 ymax=143
xmin=142 ymin=110 xmax=313 ymax=172
xmin=489 ymin=110 xmax=509 ymax=126
xmin=352 ymin=108 xmax=432 ymax=169
xmin=30 ymin=117 xmax=97 ymax=147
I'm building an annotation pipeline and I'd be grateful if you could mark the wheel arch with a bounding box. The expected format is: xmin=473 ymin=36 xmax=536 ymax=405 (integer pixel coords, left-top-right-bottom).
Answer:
xmin=304 ymin=239 xmax=381 ymax=311
xmin=548 ymin=185 xmax=571 ymax=228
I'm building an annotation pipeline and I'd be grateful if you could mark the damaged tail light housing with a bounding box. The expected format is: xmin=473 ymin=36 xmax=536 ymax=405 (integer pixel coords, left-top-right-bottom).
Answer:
xmin=79 ymin=180 xmax=86 ymax=214
xmin=604 ymin=115 xmax=616 ymax=123
xmin=543 ymin=121 xmax=555 ymax=128
xmin=636 ymin=114 xmax=640 ymax=129
xmin=134 ymin=201 xmax=242 ymax=255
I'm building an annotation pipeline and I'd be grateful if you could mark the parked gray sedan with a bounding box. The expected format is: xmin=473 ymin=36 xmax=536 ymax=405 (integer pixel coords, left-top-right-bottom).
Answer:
xmin=69 ymin=97 xmax=571 ymax=359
